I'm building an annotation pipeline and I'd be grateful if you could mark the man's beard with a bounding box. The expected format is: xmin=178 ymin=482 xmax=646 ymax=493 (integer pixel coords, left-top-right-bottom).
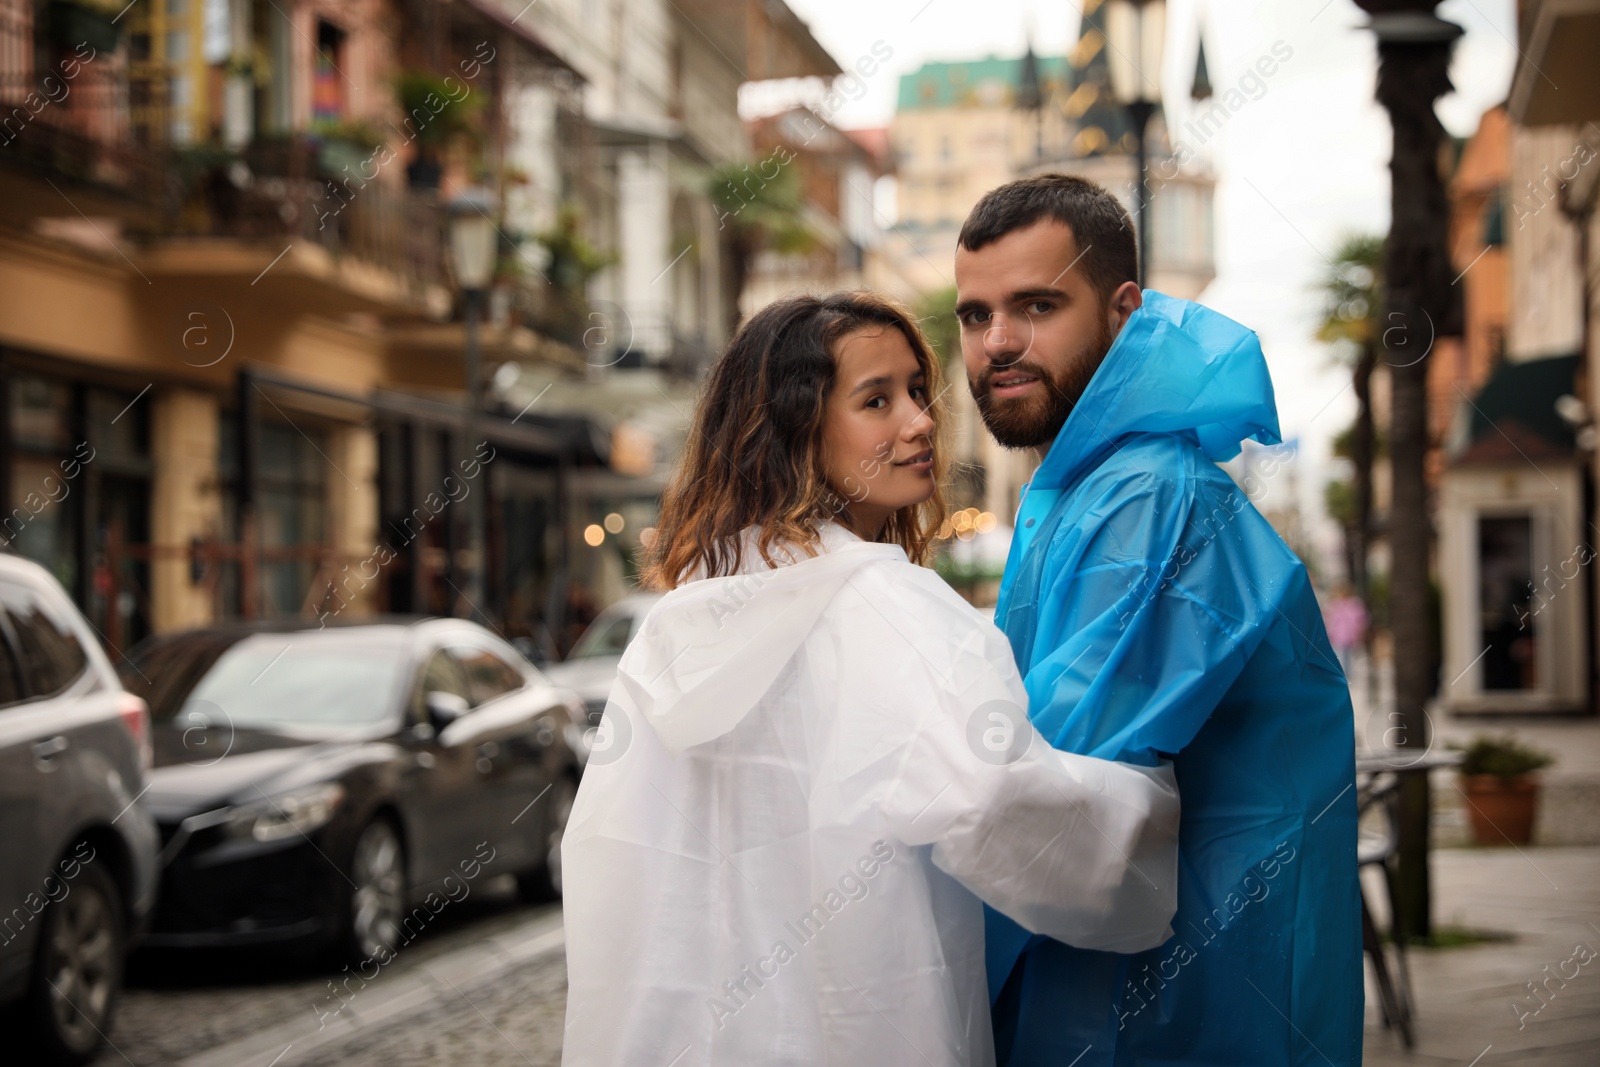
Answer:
xmin=971 ymin=316 xmax=1116 ymax=450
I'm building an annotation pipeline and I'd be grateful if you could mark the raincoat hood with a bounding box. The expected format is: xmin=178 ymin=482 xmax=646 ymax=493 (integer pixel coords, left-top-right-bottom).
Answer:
xmin=616 ymin=522 xmax=904 ymax=755
xmin=1031 ymin=290 xmax=1282 ymax=492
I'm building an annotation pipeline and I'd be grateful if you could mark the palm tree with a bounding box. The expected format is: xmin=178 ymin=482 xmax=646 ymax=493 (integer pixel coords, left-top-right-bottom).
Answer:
xmin=707 ymin=160 xmax=816 ymax=331
xmin=1315 ymin=233 xmax=1384 ymax=602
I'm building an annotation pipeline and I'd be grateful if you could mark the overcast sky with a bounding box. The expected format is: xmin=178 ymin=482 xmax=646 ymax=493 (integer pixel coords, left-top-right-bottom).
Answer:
xmin=766 ymin=0 xmax=1517 ymax=549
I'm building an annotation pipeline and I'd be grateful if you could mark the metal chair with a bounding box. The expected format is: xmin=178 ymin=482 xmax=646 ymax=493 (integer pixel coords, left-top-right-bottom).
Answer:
xmin=1357 ymin=768 xmax=1414 ymax=1048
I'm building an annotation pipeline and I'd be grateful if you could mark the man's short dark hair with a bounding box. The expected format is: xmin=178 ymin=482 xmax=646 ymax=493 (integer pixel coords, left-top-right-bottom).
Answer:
xmin=957 ymin=174 xmax=1138 ymax=304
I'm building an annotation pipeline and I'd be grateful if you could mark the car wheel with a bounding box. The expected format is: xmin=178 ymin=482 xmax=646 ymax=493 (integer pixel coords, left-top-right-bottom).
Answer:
xmin=516 ymin=774 xmax=577 ymax=902
xmin=344 ymin=818 xmax=406 ymax=963
xmin=26 ymin=860 xmax=125 ymax=1065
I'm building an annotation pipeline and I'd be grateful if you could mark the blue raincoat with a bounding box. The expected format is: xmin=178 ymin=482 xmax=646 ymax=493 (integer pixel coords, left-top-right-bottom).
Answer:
xmin=986 ymin=291 xmax=1361 ymax=1066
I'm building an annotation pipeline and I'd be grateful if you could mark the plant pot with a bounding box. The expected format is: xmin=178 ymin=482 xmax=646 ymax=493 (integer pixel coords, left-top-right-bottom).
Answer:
xmin=1459 ymin=773 xmax=1540 ymax=846
xmin=49 ymin=3 xmax=123 ymax=54
xmin=406 ymin=156 xmax=443 ymax=190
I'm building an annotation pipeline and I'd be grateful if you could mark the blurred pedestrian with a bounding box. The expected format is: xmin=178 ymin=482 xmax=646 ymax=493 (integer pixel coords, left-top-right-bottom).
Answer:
xmin=1325 ymin=582 xmax=1370 ymax=677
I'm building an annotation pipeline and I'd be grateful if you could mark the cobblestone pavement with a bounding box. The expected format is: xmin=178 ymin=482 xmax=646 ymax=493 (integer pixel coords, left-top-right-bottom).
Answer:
xmin=294 ymin=947 xmax=567 ymax=1067
xmin=86 ymin=876 xmax=557 ymax=1067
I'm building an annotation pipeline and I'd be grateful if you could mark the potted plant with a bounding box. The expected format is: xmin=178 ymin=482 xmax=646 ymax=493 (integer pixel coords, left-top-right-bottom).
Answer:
xmin=1453 ymin=734 xmax=1552 ymax=846
xmin=397 ymin=71 xmax=485 ymax=189
xmin=49 ymin=0 xmax=125 ymax=53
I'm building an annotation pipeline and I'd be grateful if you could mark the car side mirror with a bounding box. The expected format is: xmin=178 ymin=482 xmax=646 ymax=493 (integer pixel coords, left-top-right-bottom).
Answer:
xmin=425 ymin=691 xmax=471 ymax=731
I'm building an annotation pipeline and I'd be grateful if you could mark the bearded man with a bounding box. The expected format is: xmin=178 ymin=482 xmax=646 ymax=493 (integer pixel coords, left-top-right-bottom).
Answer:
xmin=953 ymin=174 xmax=1362 ymax=1067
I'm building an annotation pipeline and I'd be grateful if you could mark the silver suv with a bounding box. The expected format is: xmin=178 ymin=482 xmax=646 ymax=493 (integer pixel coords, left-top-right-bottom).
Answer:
xmin=0 ymin=554 xmax=159 ymax=1064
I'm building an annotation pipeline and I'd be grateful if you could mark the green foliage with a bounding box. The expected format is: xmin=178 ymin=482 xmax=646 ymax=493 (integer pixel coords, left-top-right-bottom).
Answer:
xmin=916 ymin=285 xmax=961 ymax=361
xmin=532 ymin=204 xmax=615 ymax=343
xmin=1398 ymin=924 xmax=1514 ymax=949
xmin=1452 ymin=734 xmax=1554 ymax=778
xmin=310 ymin=117 xmax=386 ymax=152
xmin=1314 ymin=233 xmax=1385 ymax=359
xmin=1366 ymin=570 xmax=1390 ymax=631
xmin=1324 ymin=477 xmax=1356 ymax=529
xmin=706 ymin=160 xmax=816 ymax=255
xmin=397 ymin=71 xmax=485 ymax=151
xmin=1330 ymin=420 xmax=1385 ymax=461
xmin=536 ymin=204 xmax=614 ymax=291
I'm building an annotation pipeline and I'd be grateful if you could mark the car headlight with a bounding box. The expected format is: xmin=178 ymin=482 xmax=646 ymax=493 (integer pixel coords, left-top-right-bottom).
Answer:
xmin=228 ymin=783 xmax=346 ymax=843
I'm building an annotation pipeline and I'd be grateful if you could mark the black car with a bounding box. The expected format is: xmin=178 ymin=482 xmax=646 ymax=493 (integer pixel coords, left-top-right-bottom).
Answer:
xmin=118 ymin=616 xmax=586 ymax=962
xmin=0 ymin=553 xmax=159 ymax=1066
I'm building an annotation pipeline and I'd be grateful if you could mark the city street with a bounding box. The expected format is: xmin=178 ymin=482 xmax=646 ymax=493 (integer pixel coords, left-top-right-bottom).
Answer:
xmin=90 ymin=881 xmax=565 ymax=1067
xmin=87 ymin=845 xmax=1600 ymax=1066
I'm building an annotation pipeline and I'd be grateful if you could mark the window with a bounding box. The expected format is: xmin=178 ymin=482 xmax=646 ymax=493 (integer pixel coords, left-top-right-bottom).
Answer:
xmin=0 ymin=633 xmax=24 ymax=708
xmin=1477 ymin=515 xmax=1536 ymax=691
xmin=410 ymin=648 xmax=471 ymax=722
xmin=452 ymin=644 xmax=525 ymax=707
xmin=0 ymin=581 xmax=89 ymax=698
xmin=568 ymin=615 xmax=633 ymax=660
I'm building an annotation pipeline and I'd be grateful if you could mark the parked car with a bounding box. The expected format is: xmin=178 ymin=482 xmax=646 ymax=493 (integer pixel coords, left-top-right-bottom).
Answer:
xmin=116 ymin=616 xmax=586 ymax=963
xmin=0 ymin=554 xmax=159 ymax=1066
xmin=541 ymin=593 xmax=662 ymax=736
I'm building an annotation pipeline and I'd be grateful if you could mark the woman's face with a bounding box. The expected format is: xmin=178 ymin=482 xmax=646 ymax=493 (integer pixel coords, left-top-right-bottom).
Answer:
xmin=821 ymin=325 xmax=936 ymax=540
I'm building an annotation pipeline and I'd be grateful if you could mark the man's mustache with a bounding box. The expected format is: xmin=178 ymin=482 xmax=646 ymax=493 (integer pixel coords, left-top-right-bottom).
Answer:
xmin=973 ymin=360 xmax=1059 ymax=396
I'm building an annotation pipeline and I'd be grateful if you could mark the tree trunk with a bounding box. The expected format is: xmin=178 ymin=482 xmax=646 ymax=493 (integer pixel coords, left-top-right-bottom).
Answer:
xmin=1352 ymin=343 xmax=1376 ymax=600
xmin=1369 ymin=12 xmax=1464 ymax=942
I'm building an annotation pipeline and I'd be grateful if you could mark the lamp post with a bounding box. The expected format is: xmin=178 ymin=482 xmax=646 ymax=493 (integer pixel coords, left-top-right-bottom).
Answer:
xmin=446 ymin=185 xmax=499 ymax=622
xmin=1105 ymin=0 xmax=1166 ymax=289
xmin=1355 ymin=0 xmax=1464 ymax=942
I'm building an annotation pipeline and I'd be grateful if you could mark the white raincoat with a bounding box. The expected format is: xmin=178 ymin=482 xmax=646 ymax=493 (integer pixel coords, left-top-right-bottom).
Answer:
xmin=560 ymin=519 xmax=1180 ymax=1066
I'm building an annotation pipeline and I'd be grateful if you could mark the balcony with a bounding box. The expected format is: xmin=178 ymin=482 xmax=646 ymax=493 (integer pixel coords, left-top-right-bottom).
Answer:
xmin=140 ymin=135 xmax=449 ymax=317
xmin=0 ymin=5 xmax=167 ymax=222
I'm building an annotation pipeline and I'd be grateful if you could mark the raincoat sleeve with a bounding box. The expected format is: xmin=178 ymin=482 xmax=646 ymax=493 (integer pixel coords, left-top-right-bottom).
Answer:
xmin=1023 ymin=462 xmax=1310 ymax=765
xmin=866 ymin=569 xmax=1181 ymax=954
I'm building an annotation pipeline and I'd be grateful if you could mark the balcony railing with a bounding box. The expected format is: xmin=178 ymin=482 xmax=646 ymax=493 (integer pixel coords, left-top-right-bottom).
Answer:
xmin=0 ymin=5 xmax=167 ymax=206
xmin=1 ymin=5 xmax=444 ymax=296
xmin=171 ymin=135 xmax=446 ymax=291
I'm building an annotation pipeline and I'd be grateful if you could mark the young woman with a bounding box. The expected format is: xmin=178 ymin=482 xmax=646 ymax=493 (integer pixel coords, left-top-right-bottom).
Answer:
xmin=559 ymin=292 xmax=1179 ymax=1067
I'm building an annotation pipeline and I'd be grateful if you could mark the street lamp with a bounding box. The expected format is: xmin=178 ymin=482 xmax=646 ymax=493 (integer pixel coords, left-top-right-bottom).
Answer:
xmin=1104 ymin=0 xmax=1166 ymax=289
xmin=1355 ymin=0 xmax=1464 ymax=946
xmin=446 ymin=185 xmax=499 ymax=622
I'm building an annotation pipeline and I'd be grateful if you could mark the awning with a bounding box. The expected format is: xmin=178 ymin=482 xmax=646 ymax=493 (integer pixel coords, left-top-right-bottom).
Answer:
xmin=1508 ymin=0 xmax=1600 ymax=126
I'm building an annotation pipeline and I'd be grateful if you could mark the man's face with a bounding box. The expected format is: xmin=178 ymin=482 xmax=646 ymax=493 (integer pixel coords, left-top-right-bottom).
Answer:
xmin=953 ymin=219 xmax=1131 ymax=452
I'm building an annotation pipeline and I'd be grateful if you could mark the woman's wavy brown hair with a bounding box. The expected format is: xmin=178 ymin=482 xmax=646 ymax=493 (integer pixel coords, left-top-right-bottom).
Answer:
xmin=640 ymin=290 xmax=953 ymax=591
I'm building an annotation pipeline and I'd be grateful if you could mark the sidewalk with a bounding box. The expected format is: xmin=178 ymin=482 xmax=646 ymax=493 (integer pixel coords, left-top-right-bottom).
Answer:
xmin=1346 ymin=654 xmax=1600 ymax=845
xmin=1362 ymin=845 xmax=1600 ymax=1066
